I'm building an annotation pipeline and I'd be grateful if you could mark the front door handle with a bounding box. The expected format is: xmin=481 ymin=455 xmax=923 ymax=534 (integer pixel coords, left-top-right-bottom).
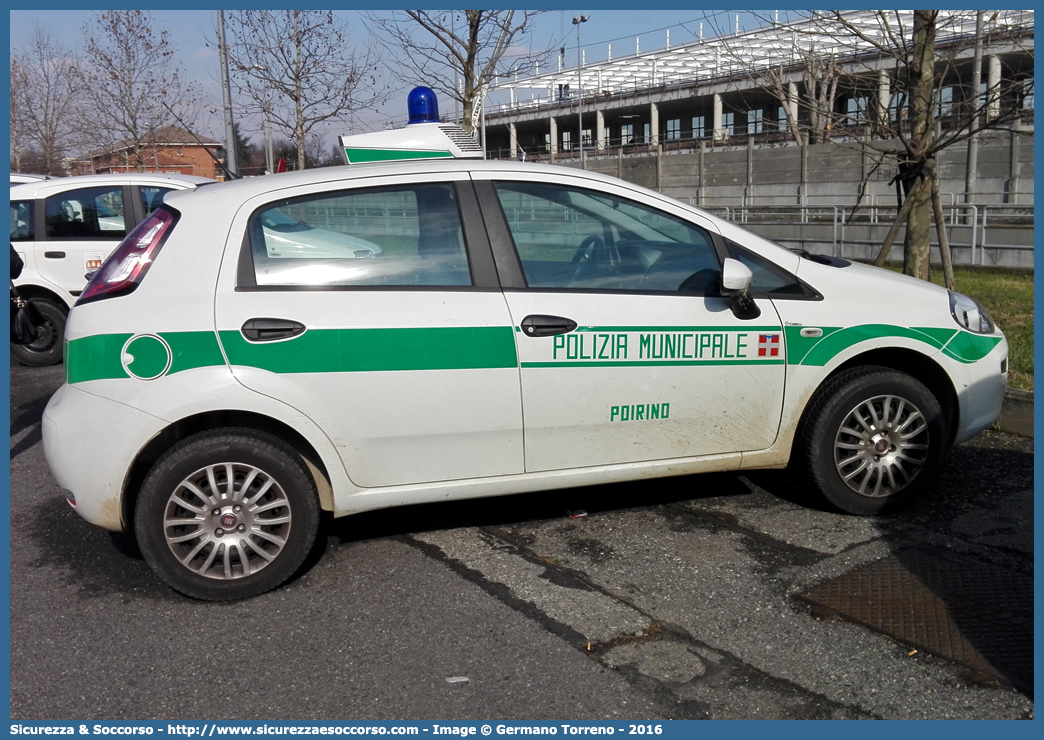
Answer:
xmin=241 ymin=318 xmax=306 ymax=342
xmin=520 ymin=314 xmax=578 ymax=337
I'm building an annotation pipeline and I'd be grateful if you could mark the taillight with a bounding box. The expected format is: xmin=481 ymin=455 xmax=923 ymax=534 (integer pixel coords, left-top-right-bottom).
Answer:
xmin=76 ymin=207 xmax=179 ymax=305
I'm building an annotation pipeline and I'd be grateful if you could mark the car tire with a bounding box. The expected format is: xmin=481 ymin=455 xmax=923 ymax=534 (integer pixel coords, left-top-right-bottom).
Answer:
xmin=794 ymin=366 xmax=946 ymax=516
xmin=10 ymin=298 xmax=66 ymax=367
xmin=135 ymin=429 xmax=320 ymax=601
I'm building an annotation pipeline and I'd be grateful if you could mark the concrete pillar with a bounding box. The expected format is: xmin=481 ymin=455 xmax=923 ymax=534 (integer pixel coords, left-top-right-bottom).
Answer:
xmin=549 ymin=117 xmax=557 ymax=162
xmin=698 ymin=140 xmax=706 ymax=206
xmin=509 ymin=122 xmax=517 ymax=160
xmin=787 ymin=83 xmax=800 ymax=134
xmin=1008 ymin=118 xmax=1021 ymax=203
xmin=712 ymin=93 xmax=724 ymax=142
xmin=650 ymin=102 xmax=659 ymax=147
xmin=986 ymin=55 xmax=1001 ymax=121
xmin=876 ymin=71 xmax=890 ymax=126
xmin=799 ymin=144 xmax=808 ymax=207
xmin=596 ymin=110 xmax=606 ymax=150
xmin=746 ymin=136 xmax=754 ymax=204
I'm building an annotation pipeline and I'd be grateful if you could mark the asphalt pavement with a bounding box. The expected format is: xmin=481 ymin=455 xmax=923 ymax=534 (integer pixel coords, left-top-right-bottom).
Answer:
xmin=9 ymin=363 xmax=1034 ymax=720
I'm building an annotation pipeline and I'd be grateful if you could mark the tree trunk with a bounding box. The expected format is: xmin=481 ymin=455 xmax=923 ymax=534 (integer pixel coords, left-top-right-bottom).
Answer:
xmin=902 ymin=10 xmax=937 ymax=279
xmin=931 ymin=175 xmax=956 ymax=289
xmin=903 ymin=175 xmax=932 ymax=279
xmin=873 ymin=193 xmax=914 ymax=267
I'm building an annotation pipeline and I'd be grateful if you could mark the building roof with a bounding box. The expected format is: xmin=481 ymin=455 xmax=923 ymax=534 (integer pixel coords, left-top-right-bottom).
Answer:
xmin=81 ymin=126 xmax=222 ymax=158
xmin=490 ymin=9 xmax=1034 ymax=113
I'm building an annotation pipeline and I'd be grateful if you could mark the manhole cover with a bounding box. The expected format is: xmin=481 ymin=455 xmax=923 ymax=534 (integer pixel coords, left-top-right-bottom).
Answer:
xmin=798 ymin=546 xmax=1032 ymax=692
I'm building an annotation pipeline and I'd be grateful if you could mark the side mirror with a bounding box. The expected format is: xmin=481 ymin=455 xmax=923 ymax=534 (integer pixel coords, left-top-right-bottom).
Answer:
xmin=720 ymin=258 xmax=753 ymax=295
xmin=720 ymin=258 xmax=761 ymax=320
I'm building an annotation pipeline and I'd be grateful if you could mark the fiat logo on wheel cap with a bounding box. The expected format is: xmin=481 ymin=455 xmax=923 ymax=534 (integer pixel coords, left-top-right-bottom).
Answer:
xmin=220 ymin=514 xmax=237 ymax=528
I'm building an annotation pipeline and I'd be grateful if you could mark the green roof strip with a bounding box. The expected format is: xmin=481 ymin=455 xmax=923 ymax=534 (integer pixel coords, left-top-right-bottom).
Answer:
xmin=343 ymin=148 xmax=454 ymax=164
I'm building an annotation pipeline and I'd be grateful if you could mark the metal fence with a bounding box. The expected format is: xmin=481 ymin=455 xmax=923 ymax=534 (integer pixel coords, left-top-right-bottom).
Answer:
xmin=679 ymin=197 xmax=1034 ymax=266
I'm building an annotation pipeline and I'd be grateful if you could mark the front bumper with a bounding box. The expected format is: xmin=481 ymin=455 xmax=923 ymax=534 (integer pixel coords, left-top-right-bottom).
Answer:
xmin=43 ymin=384 xmax=167 ymax=531
xmin=950 ymin=336 xmax=1009 ymax=446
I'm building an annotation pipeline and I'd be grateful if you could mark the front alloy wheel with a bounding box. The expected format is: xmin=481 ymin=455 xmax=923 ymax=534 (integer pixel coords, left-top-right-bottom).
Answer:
xmin=833 ymin=394 xmax=930 ymax=498
xmin=795 ymin=366 xmax=945 ymax=515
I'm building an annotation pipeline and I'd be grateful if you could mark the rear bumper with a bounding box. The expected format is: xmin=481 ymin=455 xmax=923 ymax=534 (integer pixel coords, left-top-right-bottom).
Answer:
xmin=43 ymin=384 xmax=166 ymax=531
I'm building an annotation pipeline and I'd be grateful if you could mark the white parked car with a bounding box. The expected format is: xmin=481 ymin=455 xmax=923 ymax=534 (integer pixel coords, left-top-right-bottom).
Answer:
xmin=9 ymin=173 xmax=217 ymax=365
xmin=42 ymin=120 xmax=1007 ymax=601
xmin=10 ymin=173 xmax=54 ymax=187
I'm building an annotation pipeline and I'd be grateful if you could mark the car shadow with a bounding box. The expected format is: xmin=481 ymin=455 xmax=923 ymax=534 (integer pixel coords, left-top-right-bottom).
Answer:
xmin=316 ymin=470 xmax=754 ymax=547
xmin=749 ymin=437 xmax=1035 ymax=697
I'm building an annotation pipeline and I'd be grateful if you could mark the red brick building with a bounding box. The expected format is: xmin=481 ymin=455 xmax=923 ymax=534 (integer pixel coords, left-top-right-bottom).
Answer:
xmin=69 ymin=126 xmax=226 ymax=180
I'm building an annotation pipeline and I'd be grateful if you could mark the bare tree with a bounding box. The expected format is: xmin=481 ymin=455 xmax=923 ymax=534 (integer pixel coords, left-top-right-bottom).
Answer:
xmin=13 ymin=26 xmax=83 ymax=175
xmin=368 ymin=10 xmax=555 ymax=134
xmin=79 ymin=10 xmax=201 ymax=171
xmin=220 ymin=10 xmax=387 ymax=171
xmin=715 ymin=10 xmax=1032 ymax=283
xmin=10 ymin=57 xmax=29 ymax=173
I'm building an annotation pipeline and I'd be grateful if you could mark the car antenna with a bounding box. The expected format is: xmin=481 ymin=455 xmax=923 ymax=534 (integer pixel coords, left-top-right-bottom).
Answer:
xmin=160 ymin=102 xmax=241 ymax=180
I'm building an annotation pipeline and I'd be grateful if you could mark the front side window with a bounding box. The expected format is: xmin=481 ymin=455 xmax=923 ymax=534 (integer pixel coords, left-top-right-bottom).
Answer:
xmin=10 ymin=200 xmax=33 ymax=241
xmin=45 ymin=186 xmax=126 ymax=239
xmin=494 ymin=181 xmax=719 ymax=293
xmin=726 ymin=239 xmax=807 ymax=297
xmin=248 ymin=183 xmax=471 ymax=288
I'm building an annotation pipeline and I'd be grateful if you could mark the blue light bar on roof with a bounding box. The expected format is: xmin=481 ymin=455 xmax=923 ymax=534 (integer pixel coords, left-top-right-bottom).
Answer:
xmin=407 ymin=86 xmax=440 ymax=124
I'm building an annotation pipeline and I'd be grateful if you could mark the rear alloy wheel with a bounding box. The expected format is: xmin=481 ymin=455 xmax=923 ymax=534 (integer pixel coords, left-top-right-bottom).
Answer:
xmin=796 ymin=366 xmax=945 ymax=515
xmin=10 ymin=298 xmax=66 ymax=366
xmin=135 ymin=429 xmax=320 ymax=600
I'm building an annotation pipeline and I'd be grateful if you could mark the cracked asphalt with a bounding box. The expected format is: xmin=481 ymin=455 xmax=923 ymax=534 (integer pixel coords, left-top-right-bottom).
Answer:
xmin=9 ymin=363 xmax=1034 ymax=720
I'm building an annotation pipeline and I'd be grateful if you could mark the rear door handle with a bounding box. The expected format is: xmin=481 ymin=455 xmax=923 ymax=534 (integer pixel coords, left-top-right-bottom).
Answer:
xmin=520 ymin=314 xmax=578 ymax=337
xmin=241 ymin=318 xmax=306 ymax=342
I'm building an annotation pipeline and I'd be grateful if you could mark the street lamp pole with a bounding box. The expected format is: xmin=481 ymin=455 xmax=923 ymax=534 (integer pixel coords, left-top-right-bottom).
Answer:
xmin=217 ymin=10 xmax=238 ymax=179
xmin=572 ymin=15 xmax=589 ymax=169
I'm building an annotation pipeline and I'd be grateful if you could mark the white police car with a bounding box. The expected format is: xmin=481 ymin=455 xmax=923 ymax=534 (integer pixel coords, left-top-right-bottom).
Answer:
xmin=42 ymin=89 xmax=1008 ymax=600
xmin=10 ymin=173 xmax=216 ymax=365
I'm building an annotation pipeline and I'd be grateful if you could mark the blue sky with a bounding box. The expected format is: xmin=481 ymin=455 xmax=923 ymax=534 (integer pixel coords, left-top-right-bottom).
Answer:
xmin=9 ymin=9 xmax=769 ymax=146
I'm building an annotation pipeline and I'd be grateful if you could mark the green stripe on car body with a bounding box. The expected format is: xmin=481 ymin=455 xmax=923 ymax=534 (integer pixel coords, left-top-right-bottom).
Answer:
xmin=67 ymin=326 xmax=517 ymax=383
xmin=784 ymin=324 xmax=1000 ymax=366
xmin=66 ymin=331 xmax=226 ymax=384
xmin=64 ymin=322 xmax=1001 ymax=385
xmin=522 ymin=359 xmax=785 ymax=369
xmin=572 ymin=325 xmax=784 ymax=333
xmin=66 ymin=333 xmax=134 ymax=384
xmin=219 ymin=326 xmax=518 ymax=373
xmin=942 ymin=331 xmax=1004 ymax=363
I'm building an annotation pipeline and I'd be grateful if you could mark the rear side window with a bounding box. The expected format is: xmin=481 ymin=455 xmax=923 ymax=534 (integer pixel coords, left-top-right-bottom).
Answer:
xmin=45 ymin=186 xmax=126 ymax=239
xmin=10 ymin=200 xmax=33 ymax=241
xmin=140 ymin=186 xmax=175 ymax=216
xmin=247 ymin=183 xmax=471 ymax=288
